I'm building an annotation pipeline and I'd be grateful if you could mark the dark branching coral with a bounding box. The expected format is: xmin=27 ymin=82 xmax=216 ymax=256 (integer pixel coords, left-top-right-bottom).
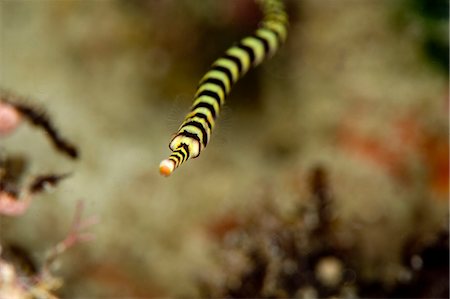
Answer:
xmin=199 ymin=165 xmax=449 ymax=298
xmin=1 ymin=90 xmax=79 ymax=159
xmin=0 ymin=89 xmax=93 ymax=298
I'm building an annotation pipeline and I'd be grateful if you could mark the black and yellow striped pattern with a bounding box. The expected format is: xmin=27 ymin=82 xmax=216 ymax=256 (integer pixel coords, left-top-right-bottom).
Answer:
xmin=160 ymin=0 xmax=288 ymax=176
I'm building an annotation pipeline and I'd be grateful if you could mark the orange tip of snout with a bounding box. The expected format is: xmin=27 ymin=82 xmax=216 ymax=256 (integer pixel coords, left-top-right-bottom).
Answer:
xmin=159 ymin=159 xmax=175 ymax=177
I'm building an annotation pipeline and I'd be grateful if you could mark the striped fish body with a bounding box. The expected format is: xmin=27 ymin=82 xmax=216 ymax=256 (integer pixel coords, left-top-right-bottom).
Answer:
xmin=160 ymin=0 xmax=288 ymax=176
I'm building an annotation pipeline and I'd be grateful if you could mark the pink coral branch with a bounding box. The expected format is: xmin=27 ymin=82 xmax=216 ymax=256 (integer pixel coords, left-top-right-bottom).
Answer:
xmin=41 ymin=200 xmax=97 ymax=276
xmin=0 ymin=201 xmax=97 ymax=298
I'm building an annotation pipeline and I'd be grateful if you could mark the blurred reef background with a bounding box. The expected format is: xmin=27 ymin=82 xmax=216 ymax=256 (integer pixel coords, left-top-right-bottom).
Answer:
xmin=0 ymin=0 xmax=448 ymax=297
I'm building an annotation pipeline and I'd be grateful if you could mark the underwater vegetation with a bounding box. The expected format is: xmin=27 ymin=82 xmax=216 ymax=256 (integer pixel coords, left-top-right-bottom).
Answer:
xmin=0 ymin=91 xmax=95 ymax=298
xmin=1 ymin=0 xmax=448 ymax=297
xmin=198 ymin=166 xmax=449 ymax=298
xmin=0 ymin=200 xmax=95 ymax=298
xmin=0 ymin=91 xmax=79 ymax=217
